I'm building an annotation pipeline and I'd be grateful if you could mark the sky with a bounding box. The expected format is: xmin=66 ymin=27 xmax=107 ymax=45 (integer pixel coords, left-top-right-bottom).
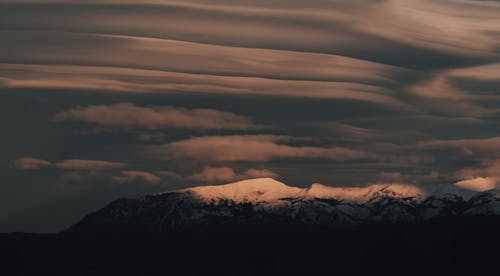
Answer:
xmin=1 ymin=0 xmax=500 ymax=232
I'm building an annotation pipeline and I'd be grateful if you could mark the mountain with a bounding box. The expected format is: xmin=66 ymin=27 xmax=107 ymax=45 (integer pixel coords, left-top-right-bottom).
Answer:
xmin=68 ymin=178 xmax=500 ymax=234
xmin=3 ymin=178 xmax=500 ymax=274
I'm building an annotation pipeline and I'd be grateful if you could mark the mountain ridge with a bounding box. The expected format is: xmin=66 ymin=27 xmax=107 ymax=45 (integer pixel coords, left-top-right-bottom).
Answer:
xmin=67 ymin=178 xmax=500 ymax=234
xmin=173 ymin=178 xmax=427 ymax=204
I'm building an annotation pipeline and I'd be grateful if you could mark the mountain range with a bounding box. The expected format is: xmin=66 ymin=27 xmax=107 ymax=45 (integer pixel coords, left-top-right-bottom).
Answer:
xmin=69 ymin=178 xmax=500 ymax=233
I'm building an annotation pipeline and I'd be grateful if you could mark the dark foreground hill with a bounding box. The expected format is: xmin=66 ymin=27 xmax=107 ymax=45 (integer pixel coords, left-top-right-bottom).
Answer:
xmin=1 ymin=216 xmax=500 ymax=275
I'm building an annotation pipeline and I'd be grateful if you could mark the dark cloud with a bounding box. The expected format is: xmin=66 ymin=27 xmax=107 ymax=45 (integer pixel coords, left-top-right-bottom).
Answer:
xmin=53 ymin=159 xmax=126 ymax=170
xmin=112 ymin=170 xmax=161 ymax=185
xmin=145 ymin=135 xmax=371 ymax=163
xmin=187 ymin=166 xmax=278 ymax=183
xmin=416 ymin=137 xmax=500 ymax=159
xmin=53 ymin=103 xmax=259 ymax=130
xmin=13 ymin=157 xmax=126 ymax=171
xmin=13 ymin=157 xmax=51 ymax=170
xmin=1 ymin=0 xmax=498 ymax=68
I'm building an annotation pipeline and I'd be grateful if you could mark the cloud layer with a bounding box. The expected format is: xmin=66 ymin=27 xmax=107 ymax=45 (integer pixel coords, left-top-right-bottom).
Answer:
xmin=112 ymin=170 xmax=161 ymax=185
xmin=147 ymin=135 xmax=370 ymax=162
xmin=188 ymin=166 xmax=278 ymax=183
xmin=13 ymin=158 xmax=126 ymax=171
xmin=13 ymin=157 xmax=51 ymax=170
xmin=53 ymin=103 xmax=258 ymax=130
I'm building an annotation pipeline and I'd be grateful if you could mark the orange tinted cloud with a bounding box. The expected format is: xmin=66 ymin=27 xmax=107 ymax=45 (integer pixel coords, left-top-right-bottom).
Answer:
xmin=53 ymin=103 xmax=258 ymax=130
xmin=456 ymin=160 xmax=500 ymax=180
xmin=0 ymin=63 xmax=405 ymax=108
xmin=148 ymin=135 xmax=370 ymax=162
xmin=188 ymin=166 xmax=278 ymax=183
xmin=455 ymin=177 xmax=497 ymax=192
xmin=53 ymin=159 xmax=126 ymax=170
xmin=2 ymin=0 xmax=499 ymax=59
xmin=417 ymin=137 xmax=500 ymax=157
xmin=13 ymin=157 xmax=126 ymax=171
xmin=407 ymin=63 xmax=500 ymax=116
xmin=13 ymin=157 xmax=51 ymax=170
xmin=112 ymin=170 xmax=161 ymax=185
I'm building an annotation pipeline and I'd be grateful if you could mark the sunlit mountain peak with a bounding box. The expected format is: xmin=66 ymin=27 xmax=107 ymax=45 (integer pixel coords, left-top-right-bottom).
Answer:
xmin=179 ymin=178 xmax=304 ymax=203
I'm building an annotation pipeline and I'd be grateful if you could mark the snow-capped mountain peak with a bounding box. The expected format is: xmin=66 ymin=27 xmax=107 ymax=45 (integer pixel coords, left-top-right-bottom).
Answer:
xmin=179 ymin=178 xmax=304 ymax=203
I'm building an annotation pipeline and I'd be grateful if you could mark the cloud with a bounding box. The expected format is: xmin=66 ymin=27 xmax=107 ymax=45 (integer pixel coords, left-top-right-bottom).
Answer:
xmin=53 ymin=103 xmax=258 ymax=130
xmin=157 ymin=170 xmax=184 ymax=180
xmin=13 ymin=157 xmax=51 ymax=170
xmin=455 ymin=177 xmax=498 ymax=192
xmin=453 ymin=159 xmax=500 ymax=192
xmin=407 ymin=64 xmax=500 ymax=116
xmin=409 ymin=74 xmax=470 ymax=101
xmin=417 ymin=137 xmax=500 ymax=158
xmin=188 ymin=167 xmax=239 ymax=183
xmin=456 ymin=160 xmax=500 ymax=179
xmin=450 ymin=63 xmax=500 ymax=82
xmin=138 ymin=133 xmax=168 ymax=141
xmin=1 ymin=0 xmax=499 ymax=67
xmin=147 ymin=135 xmax=370 ymax=162
xmin=0 ymin=64 xmax=406 ymax=108
xmin=4 ymin=0 xmax=498 ymax=121
xmin=13 ymin=157 xmax=126 ymax=171
xmin=188 ymin=166 xmax=278 ymax=183
xmin=0 ymin=1 xmax=498 ymax=120
xmin=112 ymin=170 xmax=161 ymax=185
xmin=376 ymin=172 xmax=404 ymax=182
xmin=243 ymin=168 xmax=279 ymax=179
xmin=55 ymin=170 xmax=108 ymax=188
xmin=0 ymin=36 xmax=396 ymax=83
xmin=377 ymin=171 xmax=442 ymax=185
xmin=53 ymin=159 xmax=126 ymax=170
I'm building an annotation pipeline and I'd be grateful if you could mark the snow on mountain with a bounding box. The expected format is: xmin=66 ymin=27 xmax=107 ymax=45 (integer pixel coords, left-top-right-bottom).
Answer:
xmin=179 ymin=178 xmax=304 ymax=204
xmin=177 ymin=178 xmax=424 ymax=204
xmin=305 ymin=183 xmax=424 ymax=203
